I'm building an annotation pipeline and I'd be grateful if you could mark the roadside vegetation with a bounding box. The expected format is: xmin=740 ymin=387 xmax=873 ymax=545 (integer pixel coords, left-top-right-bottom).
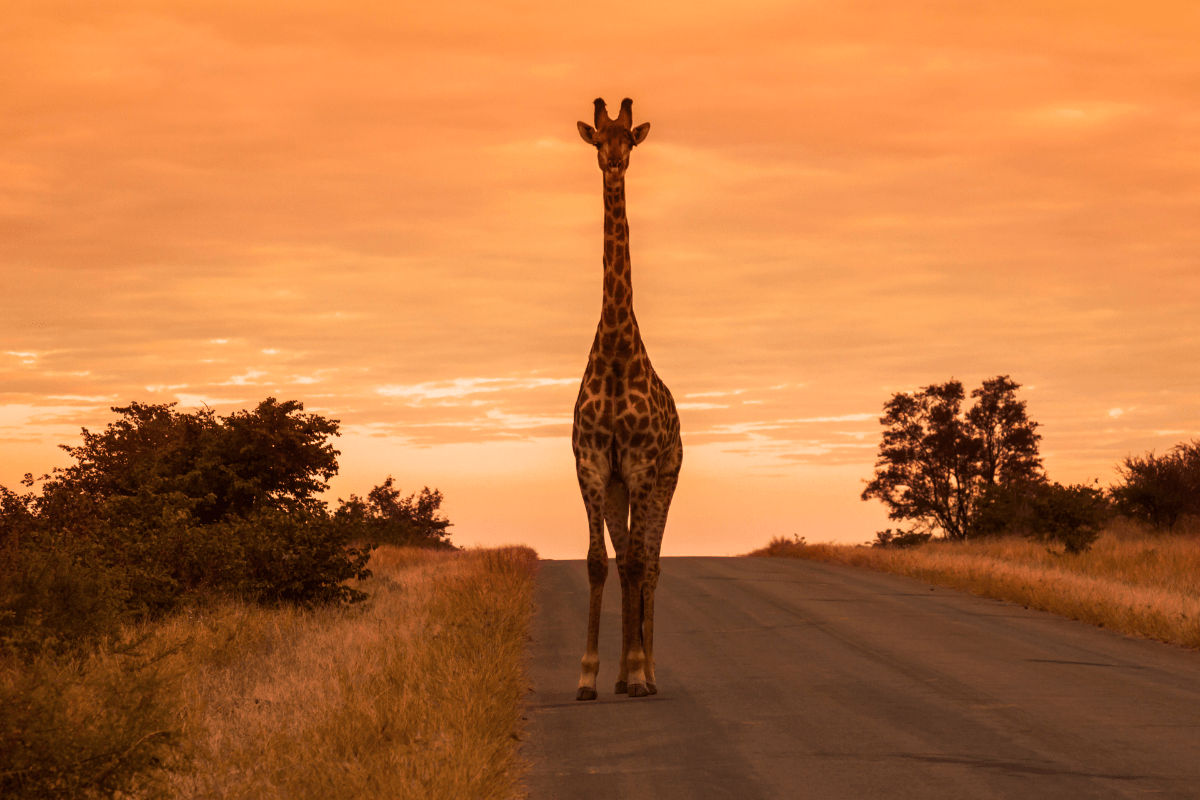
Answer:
xmin=747 ymin=521 xmax=1200 ymax=649
xmin=754 ymin=377 xmax=1200 ymax=650
xmin=2 ymin=545 xmax=538 ymax=799
xmin=1 ymin=399 xmax=486 ymax=798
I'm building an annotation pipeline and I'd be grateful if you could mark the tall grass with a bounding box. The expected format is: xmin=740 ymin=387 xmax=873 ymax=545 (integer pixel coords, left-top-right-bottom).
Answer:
xmin=747 ymin=519 xmax=1200 ymax=649
xmin=1 ymin=637 xmax=191 ymax=799
xmin=1 ymin=545 xmax=540 ymax=799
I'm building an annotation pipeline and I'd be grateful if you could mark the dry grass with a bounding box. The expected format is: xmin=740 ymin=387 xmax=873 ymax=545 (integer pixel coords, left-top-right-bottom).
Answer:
xmin=746 ymin=520 xmax=1200 ymax=649
xmin=0 ymin=545 xmax=540 ymax=799
xmin=157 ymin=544 xmax=540 ymax=800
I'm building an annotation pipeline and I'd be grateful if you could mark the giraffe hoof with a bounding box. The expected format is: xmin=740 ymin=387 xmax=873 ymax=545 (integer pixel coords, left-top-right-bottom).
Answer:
xmin=628 ymin=683 xmax=650 ymax=698
xmin=647 ymin=683 xmax=657 ymax=695
xmin=576 ymin=687 xmax=598 ymax=701
xmin=615 ymin=681 xmax=628 ymax=694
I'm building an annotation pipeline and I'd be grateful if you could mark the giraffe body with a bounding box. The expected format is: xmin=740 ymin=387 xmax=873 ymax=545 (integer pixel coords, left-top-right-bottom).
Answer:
xmin=573 ymin=98 xmax=682 ymax=702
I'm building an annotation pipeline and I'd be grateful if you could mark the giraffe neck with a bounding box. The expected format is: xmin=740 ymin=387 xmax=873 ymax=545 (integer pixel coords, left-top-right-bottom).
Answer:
xmin=597 ymin=176 xmax=636 ymax=353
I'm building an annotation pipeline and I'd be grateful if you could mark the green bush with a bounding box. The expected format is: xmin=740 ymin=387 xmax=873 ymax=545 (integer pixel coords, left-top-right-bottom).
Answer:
xmin=226 ymin=506 xmax=373 ymax=606
xmin=1 ymin=398 xmax=383 ymax=654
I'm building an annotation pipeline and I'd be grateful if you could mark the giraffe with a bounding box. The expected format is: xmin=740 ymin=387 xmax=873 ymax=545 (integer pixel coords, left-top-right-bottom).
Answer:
xmin=573 ymin=97 xmax=682 ymax=702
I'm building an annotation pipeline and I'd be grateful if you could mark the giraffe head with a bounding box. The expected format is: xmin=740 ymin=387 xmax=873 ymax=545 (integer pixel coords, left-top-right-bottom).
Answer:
xmin=577 ymin=98 xmax=650 ymax=185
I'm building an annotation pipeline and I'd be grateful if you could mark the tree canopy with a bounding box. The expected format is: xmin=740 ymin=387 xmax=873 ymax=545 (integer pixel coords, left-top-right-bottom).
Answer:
xmin=335 ymin=477 xmax=453 ymax=549
xmin=48 ymin=398 xmax=340 ymax=524
xmin=1111 ymin=440 xmax=1200 ymax=529
xmin=861 ymin=376 xmax=1043 ymax=540
xmin=1 ymin=398 xmax=461 ymax=657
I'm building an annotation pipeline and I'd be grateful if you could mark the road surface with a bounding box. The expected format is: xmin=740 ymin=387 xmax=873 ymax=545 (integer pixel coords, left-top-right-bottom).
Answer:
xmin=522 ymin=556 xmax=1200 ymax=799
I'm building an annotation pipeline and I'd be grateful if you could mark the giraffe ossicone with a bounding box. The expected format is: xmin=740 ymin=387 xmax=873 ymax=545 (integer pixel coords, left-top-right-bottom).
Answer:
xmin=572 ymin=97 xmax=682 ymax=702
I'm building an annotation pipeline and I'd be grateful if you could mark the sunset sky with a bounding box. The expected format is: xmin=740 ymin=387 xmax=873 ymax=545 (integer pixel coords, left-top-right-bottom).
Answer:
xmin=3 ymin=1 xmax=1198 ymax=558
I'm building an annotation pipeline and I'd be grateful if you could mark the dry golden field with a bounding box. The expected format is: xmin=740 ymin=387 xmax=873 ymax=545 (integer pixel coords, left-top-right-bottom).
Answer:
xmin=2 ymin=545 xmax=539 ymax=800
xmin=747 ymin=519 xmax=1200 ymax=650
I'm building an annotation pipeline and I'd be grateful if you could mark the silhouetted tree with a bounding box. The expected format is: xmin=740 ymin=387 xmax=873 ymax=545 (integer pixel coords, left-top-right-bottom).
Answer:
xmin=861 ymin=376 xmax=1042 ymax=540
xmin=1111 ymin=440 xmax=1200 ymax=529
xmin=335 ymin=476 xmax=453 ymax=548
xmin=2 ymin=398 xmax=369 ymax=643
xmin=47 ymin=398 xmax=339 ymax=525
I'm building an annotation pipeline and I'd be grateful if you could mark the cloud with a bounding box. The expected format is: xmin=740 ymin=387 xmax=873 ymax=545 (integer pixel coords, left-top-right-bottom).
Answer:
xmin=2 ymin=0 xmax=1199 ymax=550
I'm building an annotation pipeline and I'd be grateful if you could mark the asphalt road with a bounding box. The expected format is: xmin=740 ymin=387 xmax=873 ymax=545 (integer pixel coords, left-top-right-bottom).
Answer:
xmin=521 ymin=556 xmax=1200 ymax=799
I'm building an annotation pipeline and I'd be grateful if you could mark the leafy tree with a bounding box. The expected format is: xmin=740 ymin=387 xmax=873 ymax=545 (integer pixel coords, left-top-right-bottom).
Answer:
xmin=2 ymin=398 xmax=371 ymax=653
xmin=47 ymin=398 xmax=339 ymax=525
xmin=335 ymin=477 xmax=454 ymax=549
xmin=1111 ymin=440 xmax=1200 ymax=529
xmin=861 ymin=376 xmax=1042 ymax=540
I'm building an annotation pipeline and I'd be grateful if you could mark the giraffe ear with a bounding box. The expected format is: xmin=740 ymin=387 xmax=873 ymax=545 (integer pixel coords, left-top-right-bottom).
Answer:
xmin=577 ymin=121 xmax=598 ymax=146
xmin=631 ymin=122 xmax=650 ymax=146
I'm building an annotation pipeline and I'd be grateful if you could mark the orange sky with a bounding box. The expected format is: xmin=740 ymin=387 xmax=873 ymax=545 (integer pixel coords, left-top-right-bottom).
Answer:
xmin=3 ymin=1 xmax=1199 ymax=558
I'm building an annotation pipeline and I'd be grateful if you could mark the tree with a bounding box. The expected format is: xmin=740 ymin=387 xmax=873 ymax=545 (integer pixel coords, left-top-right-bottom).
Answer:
xmin=335 ymin=477 xmax=454 ymax=548
xmin=3 ymin=398 xmax=368 ymax=628
xmin=48 ymin=398 xmax=340 ymax=525
xmin=1111 ymin=440 xmax=1200 ymax=529
xmin=861 ymin=376 xmax=1042 ymax=540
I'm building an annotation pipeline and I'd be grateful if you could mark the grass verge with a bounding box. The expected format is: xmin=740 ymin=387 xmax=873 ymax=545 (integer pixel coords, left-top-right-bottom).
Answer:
xmin=2 ymin=545 xmax=539 ymax=799
xmin=746 ymin=520 xmax=1200 ymax=649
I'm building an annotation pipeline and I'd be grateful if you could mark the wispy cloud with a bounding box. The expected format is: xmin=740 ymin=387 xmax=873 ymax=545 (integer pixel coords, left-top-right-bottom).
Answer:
xmin=2 ymin=0 xmax=1198 ymax=552
xmin=376 ymin=377 xmax=575 ymax=402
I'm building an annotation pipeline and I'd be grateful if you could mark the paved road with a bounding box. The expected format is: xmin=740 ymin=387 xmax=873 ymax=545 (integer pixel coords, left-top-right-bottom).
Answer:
xmin=521 ymin=556 xmax=1200 ymax=799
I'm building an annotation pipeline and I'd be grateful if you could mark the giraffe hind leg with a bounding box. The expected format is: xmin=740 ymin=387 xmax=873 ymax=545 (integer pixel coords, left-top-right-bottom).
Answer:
xmin=620 ymin=467 xmax=659 ymax=699
xmin=604 ymin=478 xmax=631 ymax=694
xmin=643 ymin=448 xmax=680 ymax=695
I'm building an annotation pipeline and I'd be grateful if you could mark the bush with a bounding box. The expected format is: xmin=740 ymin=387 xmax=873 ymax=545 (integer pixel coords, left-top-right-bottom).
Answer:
xmin=1 ymin=486 xmax=131 ymax=657
xmin=229 ymin=507 xmax=373 ymax=606
xmin=1 ymin=399 xmax=383 ymax=656
xmin=1026 ymin=482 xmax=1109 ymax=554
xmin=1111 ymin=441 xmax=1200 ymax=530
xmin=872 ymin=529 xmax=933 ymax=549
xmin=969 ymin=480 xmax=1108 ymax=553
xmin=335 ymin=477 xmax=454 ymax=549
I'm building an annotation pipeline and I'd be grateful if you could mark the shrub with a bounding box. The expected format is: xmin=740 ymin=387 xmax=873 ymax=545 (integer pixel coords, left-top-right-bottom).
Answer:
xmin=969 ymin=480 xmax=1108 ymax=553
xmin=1025 ymin=482 xmax=1109 ymax=554
xmin=872 ymin=529 xmax=933 ymax=548
xmin=1 ymin=398 xmax=383 ymax=655
xmin=228 ymin=507 xmax=373 ymax=606
xmin=1111 ymin=441 xmax=1200 ymax=530
xmin=1 ymin=485 xmax=130 ymax=657
xmin=334 ymin=477 xmax=454 ymax=549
